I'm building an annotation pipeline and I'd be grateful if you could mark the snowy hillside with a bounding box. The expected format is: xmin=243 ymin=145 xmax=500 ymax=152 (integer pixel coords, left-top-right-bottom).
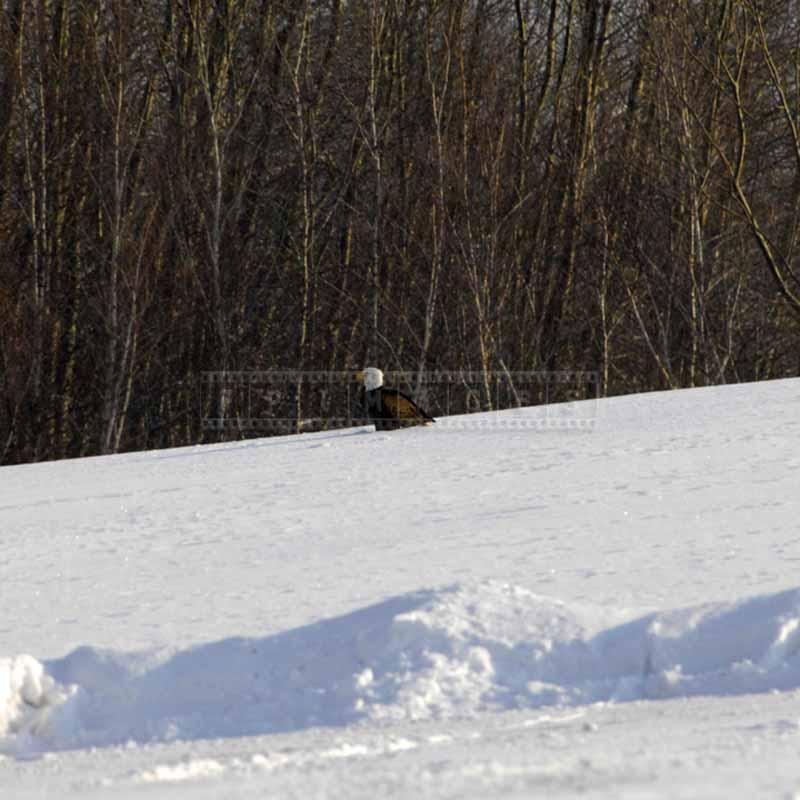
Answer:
xmin=2 ymin=379 xmax=800 ymax=798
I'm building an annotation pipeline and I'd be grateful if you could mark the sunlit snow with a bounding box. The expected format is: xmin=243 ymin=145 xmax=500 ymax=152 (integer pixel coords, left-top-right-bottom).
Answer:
xmin=2 ymin=379 xmax=800 ymax=798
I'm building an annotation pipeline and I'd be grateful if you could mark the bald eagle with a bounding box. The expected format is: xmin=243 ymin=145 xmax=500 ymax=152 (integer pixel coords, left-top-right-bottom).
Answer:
xmin=357 ymin=368 xmax=435 ymax=430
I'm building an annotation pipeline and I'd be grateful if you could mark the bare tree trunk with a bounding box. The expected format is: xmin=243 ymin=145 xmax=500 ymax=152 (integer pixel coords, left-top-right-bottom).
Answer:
xmin=541 ymin=0 xmax=612 ymax=372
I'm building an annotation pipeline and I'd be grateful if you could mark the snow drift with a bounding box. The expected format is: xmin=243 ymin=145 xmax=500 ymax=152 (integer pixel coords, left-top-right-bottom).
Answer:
xmin=0 ymin=656 xmax=77 ymax=740
xmin=3 ymin=581 xmax=800 ymax=754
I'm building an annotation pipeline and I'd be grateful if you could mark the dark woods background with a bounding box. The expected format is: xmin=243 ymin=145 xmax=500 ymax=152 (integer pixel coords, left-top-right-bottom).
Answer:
xmin=1 ymin=0 xmax=799 ymax=465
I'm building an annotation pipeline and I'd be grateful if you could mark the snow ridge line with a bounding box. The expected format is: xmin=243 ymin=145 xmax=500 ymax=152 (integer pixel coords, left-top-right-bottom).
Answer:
xmin=2 ymin=581 xmax=800 ymax=754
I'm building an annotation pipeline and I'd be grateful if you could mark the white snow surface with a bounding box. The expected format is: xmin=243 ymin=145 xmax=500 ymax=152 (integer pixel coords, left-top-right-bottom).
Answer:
xmin=2 ymin=379 xmax=800 ymax=797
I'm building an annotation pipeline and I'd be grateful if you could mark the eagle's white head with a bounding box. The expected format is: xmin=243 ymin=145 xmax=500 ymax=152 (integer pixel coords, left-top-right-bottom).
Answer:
xmin=360 ymin=367 xmax=384 ymax=392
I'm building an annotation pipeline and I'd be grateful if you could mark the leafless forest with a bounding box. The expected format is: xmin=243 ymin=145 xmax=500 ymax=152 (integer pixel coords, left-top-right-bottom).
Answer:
xmin=1 ymin=1 xmax=799 ymax=464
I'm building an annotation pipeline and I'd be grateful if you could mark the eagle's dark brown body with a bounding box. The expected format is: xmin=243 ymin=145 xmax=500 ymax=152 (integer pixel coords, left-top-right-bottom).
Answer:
xmin=364 ymin=386 xmax=435 ymax=430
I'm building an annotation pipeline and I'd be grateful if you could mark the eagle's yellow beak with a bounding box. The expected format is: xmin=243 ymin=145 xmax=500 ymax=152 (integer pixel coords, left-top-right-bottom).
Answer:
xmin=355 ymin=371 xmax=364 ymax=382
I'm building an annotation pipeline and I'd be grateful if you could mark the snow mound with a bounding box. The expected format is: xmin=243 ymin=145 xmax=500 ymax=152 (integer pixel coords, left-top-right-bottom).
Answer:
xmin=4 ymin=582 xmax=800 ymax=753
xmin=352 ymin=582 xmax=800 ymax=716
xmin=0 ymin=655 xmax=77 ymax=745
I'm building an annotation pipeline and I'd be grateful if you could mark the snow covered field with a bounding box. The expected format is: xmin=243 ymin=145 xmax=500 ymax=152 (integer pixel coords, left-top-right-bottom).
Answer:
xmin=2 ymin=378 xmax=800 ymax=798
